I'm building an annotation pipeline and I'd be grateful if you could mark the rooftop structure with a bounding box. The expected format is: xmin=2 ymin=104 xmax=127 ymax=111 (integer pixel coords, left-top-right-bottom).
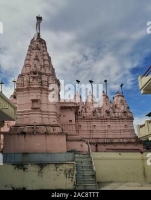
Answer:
xmin=137 ymin=66 xmax=151 ymax=142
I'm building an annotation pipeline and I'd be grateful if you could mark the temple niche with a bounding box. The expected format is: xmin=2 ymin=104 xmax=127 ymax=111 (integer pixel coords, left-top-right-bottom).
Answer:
xmin=2 ymin=16 xmax=143 ymax=154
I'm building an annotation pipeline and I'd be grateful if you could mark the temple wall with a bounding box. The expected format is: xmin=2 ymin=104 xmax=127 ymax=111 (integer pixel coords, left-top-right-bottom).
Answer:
xmin=60 ymin=108 xmax=75 ymax=124
xmin=77 ymin=119 xmax=135 ymax=138
xmin=0 ymin=134 xmax=3 ymax=151
xmin=3 ymin=134 xmax=67 ymax=153
xmin=96 ymin=143 xmax=143 ymax=152
xmin=67 ymin=141 xmax=143 ymax=152
xmin=16 ymin=88 xmax=60 ymax=125
xmin=1 ymin=121 xmax=16 ymax=132
xmin=92 ymin=152 xmax=151 ymax=182
xmin=67 ymin=140 xmax=88 ymax=152
xmin=60 ymin=108 xmax=77 ymax=135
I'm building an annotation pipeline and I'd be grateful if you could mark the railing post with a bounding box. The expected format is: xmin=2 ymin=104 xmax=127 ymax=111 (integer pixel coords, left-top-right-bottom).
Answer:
xmin=86 ymin=140 xmax=96 ymax=172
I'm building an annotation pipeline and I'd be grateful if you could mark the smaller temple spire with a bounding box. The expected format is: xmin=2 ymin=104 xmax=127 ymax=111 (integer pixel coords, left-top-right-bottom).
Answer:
xmin=89 ymin=80 xmax=93 ymax=105
xmin=74 ymin=91 xmax=82 ymax=103
xmin=99 ymin=90 xmax=110 ymax=107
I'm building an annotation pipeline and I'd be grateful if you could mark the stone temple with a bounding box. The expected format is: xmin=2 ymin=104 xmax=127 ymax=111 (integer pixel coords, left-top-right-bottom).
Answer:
xmin=2 ymin=17 xmax=143 ymax=154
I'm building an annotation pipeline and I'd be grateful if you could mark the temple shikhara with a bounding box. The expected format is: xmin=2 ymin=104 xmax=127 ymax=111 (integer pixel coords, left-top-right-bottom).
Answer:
xmin=2 ymin=16 xmax=143 ymax=153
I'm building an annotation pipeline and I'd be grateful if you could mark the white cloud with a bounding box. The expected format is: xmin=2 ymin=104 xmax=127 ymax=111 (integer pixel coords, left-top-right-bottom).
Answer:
xmin=2 ymin=83 xmax=14 ymax=99
xmin=0 ymin=0 xmax=150 ymax=118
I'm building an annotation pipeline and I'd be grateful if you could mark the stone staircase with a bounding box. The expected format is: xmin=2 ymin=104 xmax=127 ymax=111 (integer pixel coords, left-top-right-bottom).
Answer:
xmin=75 ymin=153 xmax=98 ymax=190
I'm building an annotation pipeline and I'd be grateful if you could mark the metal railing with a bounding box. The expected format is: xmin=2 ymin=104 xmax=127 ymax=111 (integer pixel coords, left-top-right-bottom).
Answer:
xmin=142 ymin=66 xmax=151 ymax=77
xmin=87 ymin=140 xmax=96 ymax=172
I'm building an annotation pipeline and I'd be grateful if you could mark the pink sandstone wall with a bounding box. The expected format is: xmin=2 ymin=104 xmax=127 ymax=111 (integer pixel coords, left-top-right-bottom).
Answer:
xmin=67 ymin=140 xmax=88 ymax=153
xmin=0 ymin=134 xmax=3 ymax=151
xmin=3 ymin=134 xmax=67 ymax=153
xmin=67 ymin=141 xmax=143 ymax=153
xmin=60 ymin=108 xmax=77 ymax=135
xmin=1 ymin=121 xmax=16 ymax=132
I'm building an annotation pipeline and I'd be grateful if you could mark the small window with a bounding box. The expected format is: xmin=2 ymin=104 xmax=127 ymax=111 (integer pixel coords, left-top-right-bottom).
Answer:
xmin=31 ymin=99 xmax=39 ymax=109
xmin=69 ymin=120 xmax=72 ymax=123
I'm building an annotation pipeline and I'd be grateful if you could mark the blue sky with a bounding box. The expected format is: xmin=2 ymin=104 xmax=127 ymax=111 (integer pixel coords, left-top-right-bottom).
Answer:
xmin=0 ymin=0 xmax=151 ymax=131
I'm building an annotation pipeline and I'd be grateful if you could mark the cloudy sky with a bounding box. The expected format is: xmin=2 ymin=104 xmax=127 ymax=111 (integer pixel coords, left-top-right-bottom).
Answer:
xmin=0 ymin=0 xmax=151 ymax=131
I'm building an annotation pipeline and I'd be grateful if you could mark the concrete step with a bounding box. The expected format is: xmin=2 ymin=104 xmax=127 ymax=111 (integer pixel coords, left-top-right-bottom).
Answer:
xmin=75 ymin=153 xmax=97 ymax=190
xmin=76 ymin=174 xmax=95 ymax=179
xmin=76 ymin=179 xmax=96 ymax=184
xmin=76 ymin=170 xmax=95 ymax=175
xmin=76 ymin=162 xmax=92 ymax=166
xmin=76 ymin=184 xmax=98 ymax=190
xmin=75 ymin=154 xmax=90 ymax=158
xmin=75 ymin=161 xmax=92 ymax=166
xmin=76 ymin=165 xmax=93 ymax=170
xmin=75 ymin=157 xmax=92 ymax=162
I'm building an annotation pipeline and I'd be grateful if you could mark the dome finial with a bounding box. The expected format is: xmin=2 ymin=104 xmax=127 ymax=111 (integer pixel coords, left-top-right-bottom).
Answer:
xmin=34 ymin=15 xmax=42 ymax=40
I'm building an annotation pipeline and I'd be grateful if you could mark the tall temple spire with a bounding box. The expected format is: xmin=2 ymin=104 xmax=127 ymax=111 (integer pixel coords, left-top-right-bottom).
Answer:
xmin=15 ymin=16 xmax=61 ymax=126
